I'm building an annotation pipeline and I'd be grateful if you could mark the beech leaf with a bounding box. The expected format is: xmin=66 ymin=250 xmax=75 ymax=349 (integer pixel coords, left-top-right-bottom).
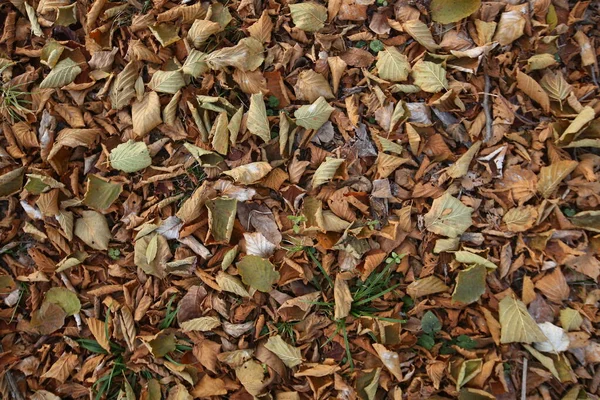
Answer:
xmin=264 ymin=335 xmax=303 ymax=367
xmin=237 ymin=255 xmax=279 ymax=292
xmin=499 ymin=296 xmax=547 ymax=344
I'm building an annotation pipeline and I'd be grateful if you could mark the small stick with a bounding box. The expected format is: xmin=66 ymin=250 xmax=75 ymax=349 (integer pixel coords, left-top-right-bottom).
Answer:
xmin=0 ymin=344 xmax=25 ymax=400
xmin=521 ymin=356 xmax=528 ymax=400
xmin=483 ymin=57 xmax=493 ymax=143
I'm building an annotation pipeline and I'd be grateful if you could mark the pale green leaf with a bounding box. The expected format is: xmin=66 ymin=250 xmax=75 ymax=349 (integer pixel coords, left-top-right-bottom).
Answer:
xmin=45 ymin=287 xmax=81 ymax=316
xmin=25 ymin=2 xmax=43 ymax=37
xmin=527 ymin=53 xmax=558 ymax=71
xmin=523 ymin=345 xmax=561 ymax=379
xmin=163 ymin=91 xmax=181 ymax=125
xmin=499 ymin=296 xmax=547 ymax=344
xmin=0 ymin=167 xmax=25 ymax=197
xmin=452 ymin=265 xmax=487 ymax=304
xmin=55 ymin=3 xmax=77 ymax=26
xmin=216 ymin=272 xmax=249 ymax=297
xmin=264 ymin=335 xmax=303 ymax=367
xmin=40 ymin=58 xmax=82 ymax=89
xmin=182 ymin=50 xmax=208 ymax=78
xmin=376 ymin=47 xmax=410 ymax=82
xmin=312 ymin=157 xmax=344 ymax=188
xmin=148 ymin=70 xmax=185 ymax=94
xmin=188 ymin=19 xmax=222 ymax=48
xmin=454 ymin=358 xmax=483 ymax=389
xmin=82 ymin=175 xmax=122 ymax=211
xmin=237 ymin=255 xmax=279 ymax=292
xmin=412 ymin=61 xmax=448 ymax=93
xmin=454 ymin=251 xmax=498 ymax=270
xmin=424 ymin=193 xmax=473 ymax=238
xmin=559 ymin=308 xmax=583 ymax=332
xmin=430 ymin=0 xmax=481 ymax=24
xmin=206 ymin=197 xmax=237 ymax=243
xmin=289 ymin=2 xmax=327 ymax=32
xmin=247 ymin=93 xmax=271 ymax=143
xmin=183 ymin=142 xmax=223 ymax=166
xmin=294 ymin=96 xmax=334 ymax=130
xmin=570 ymin=210 xmax=600 ymax=233
xmin=110 ymin=140 xmax=152 ymax=173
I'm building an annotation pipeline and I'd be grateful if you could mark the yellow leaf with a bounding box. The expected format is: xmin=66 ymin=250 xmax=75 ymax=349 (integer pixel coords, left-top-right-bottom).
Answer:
xmin=424 ymin=193 xmax=473 ymax=238
xmin=312 ymin=157 xmax=344 ymax=188
xmin=180 ymin=316 xmax=221 ymax=332
xmin=264 ymin=335 xmax=303 ymax=367
xmin=294 ymin=96 xmax=335 ymax=130
xmin=132 ymin=91 xmax=162 ymax=137
xmin=334 ymin=275 xmax=352 ymax=320
xmin=87 ymin=317 xmax=111 ymax=352
xmin=289 ymin=2 xmax=327 ymax=32
xmin=247 ymin=93 xmax=271 ymax=143
xmin=430 ymin=0 xmax=481 ymax=24
xmin=376 ymin=47 xmax=410 ymax=82
xmin=403 ymin=20 xmax=440 ymax=52
xmin=499 ymin=295 xmax=547 ymax=343
xmin=406 ymin=275 xmax=449 ymax=298
xmin=536 ymin=159 xmax=578 ymax=198
xmin=412 ymin=61 xmax=448 ymax=93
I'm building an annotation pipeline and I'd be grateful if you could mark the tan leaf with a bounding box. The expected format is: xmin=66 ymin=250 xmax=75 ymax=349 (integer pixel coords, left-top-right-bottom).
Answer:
xmin=294 ymin=70 xmax=334 ymax=103
xmin=110 ymin=61 xmax=138 ymax=110
xmin=248 ymin=10 xmax=273 ymax=43
xmin=188 ymin=19 xmax=222 ymax=48
xmin=327 ymin=56 xmax=346 ymax=94
xmin=516 ymin=69 xmax=550 ymax=113
xmin=503 ymin=205 xmax=538 ymax=232
xmin=264 ymin=335 xmax=303 ymax=367
xmin=406 ymin=275 xmax=449 ymax=298
xmin=87 ymin=317 xmax=110 ymax=352
xmin=376 ymin=47 xmax=410 ymax=82
xmin=499 ymin=295 xmax=547 ymax=344
xmin=312 ymin=157 xmax=344 ymax=188
xmin=334 ymin=275 xmax=352 ymax=320
xmin=40 ymin=353 xmax=78 ymax=383
xmin=372 ymin=344 xmax=402 ymax=381
xmin=289 ymin=2 xmax=327 ymax=32
xmin=403 ymin=20 xmax=440 ymax=52
xmin=247 ymin=92 xmax=271 ymax=143
xmin=412 ymin=61 xmax=448 ymax=93
xmin=493 ymin=11 xmax=525 ymax=45
xmin=535 ymin=268 xmax=570 ymax=304
xmin=132 ymin=91 xmax=162 ymax=137
xmin=180 ymin=316 xmax=221 ymax=332
xmin=536 ymin=160 xmax=578 ymax=198
xmin=74 ymin=211 xmax=111 ymax=251
xmin=223 ymin=162 xmax=272 ymax=184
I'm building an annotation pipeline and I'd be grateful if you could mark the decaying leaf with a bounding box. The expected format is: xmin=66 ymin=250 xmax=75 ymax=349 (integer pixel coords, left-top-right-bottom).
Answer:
xmin=265 ymin=335 xmax=303 ymax=367
xmin=289 ymin=2 xmax=327 ymax=32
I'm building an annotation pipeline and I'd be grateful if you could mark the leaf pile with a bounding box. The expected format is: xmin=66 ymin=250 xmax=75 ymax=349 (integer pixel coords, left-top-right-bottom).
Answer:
xmin=0 ymin=0 xmax=599 ymax=399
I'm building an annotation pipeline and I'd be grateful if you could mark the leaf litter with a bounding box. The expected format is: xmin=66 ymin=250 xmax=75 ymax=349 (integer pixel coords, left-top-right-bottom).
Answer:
xmin=0 ymin=0 xmax=599 ymax=399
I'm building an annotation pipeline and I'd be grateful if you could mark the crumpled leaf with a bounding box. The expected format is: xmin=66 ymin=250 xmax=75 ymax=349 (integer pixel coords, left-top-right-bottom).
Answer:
xmin=534 ymin=322 xmax=569 ymax=353
xmin=223 ymin=162 xmax=272 ymax=184
xmin=132 ymin=91 xmax=162 ymax=137
xmin=206 ymin=197 xmax=237 ymax=243
xmin=424 ymin=193 xmax=473 ymax=238
xmin=237 ymin=255 xmax=280 ymax=292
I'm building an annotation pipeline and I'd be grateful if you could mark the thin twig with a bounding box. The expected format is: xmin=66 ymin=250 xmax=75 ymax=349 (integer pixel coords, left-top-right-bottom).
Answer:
xmin=521 ymin=356 xmax=528 ymax=400
xmin=0 ymin=344 xmax=25 ymax=400
xmin=483 ymin=58 xmax=493 ymax=143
